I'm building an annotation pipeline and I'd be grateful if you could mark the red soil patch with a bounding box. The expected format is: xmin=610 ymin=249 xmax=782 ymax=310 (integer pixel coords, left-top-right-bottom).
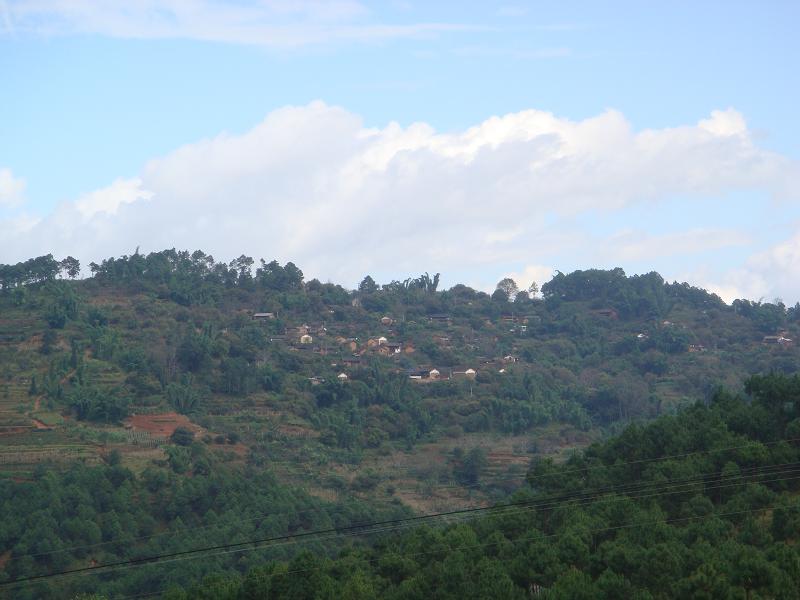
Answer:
xmin=0 ymin=426 xmax=33 ymax=436
xmin=278 ymin=424 xmax=319 ymax=438
xmin=30 ymin=418 xmax=52 ymax=430
xmin=125 ymin=412 xmax=198 ymax=437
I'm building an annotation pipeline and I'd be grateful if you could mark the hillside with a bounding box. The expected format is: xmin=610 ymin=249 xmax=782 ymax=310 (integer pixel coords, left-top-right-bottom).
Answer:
xmin=167 ymin=372 xmax=800 ymax=599
xmin=0 ymin=250 xmax=798 ymax=598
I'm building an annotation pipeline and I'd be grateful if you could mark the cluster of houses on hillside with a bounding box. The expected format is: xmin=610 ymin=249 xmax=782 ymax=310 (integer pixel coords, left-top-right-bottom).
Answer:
xmin=256 ymin=310 xmax=798 ymax=390
xmin=406 ymin=367 xmax=476 ymax=381
xmin=763 ymin=333 xmax=794 ymax=347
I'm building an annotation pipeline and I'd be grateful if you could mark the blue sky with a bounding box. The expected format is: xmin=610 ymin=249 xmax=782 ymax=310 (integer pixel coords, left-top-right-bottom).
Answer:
xmin=1 ymin=1 xmax=799 ymax=301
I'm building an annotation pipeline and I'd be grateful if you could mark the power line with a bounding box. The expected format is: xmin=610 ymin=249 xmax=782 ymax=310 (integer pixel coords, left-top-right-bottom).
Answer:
xmin=0 ymin=455 xmax=775 ymax=564
xmin=118 ymin=503 xmax=785 ymax=600
xmin=5 ymin=439 xmax=798 ymax=564
xmin=4 ymin=439 xmax=800 ymax=560
xmin=8 ymin=480 xmax=798 ymax=599
xmin=3 ymin=461 xmax=797 ymax=590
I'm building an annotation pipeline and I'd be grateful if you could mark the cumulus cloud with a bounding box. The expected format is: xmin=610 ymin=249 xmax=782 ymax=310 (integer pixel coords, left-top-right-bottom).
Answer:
xmin=599 ymin=229 xmax=751 ymax=263
xmin=684 ymin=228 xmax=800 ymax=304
xmin=0 ymin=167 xmax=25 ymax=208
xmin=1 ymin=102 xmax=798 ymax=296
xmin=502 ymin=265 xmax=554 ymax=296
xmin=75 ymin=178 xmax=153 ymax=220
xmin=1 ymin=0 xmax=472 ymax=47
xmin=734 ymin=232 xmax=800 ymax=303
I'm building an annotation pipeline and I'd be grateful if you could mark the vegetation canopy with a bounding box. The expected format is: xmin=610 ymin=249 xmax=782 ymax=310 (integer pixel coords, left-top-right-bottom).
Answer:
xmin=0 ymin=250 xmax=798 ymax=599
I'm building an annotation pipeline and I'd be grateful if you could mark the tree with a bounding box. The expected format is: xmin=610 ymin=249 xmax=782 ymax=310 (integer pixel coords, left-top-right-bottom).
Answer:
xmin=59 ymin=256 xmax=81 ymax=279
xmin=171 ymin=427 xmax=194 ymax=446
xmin=358 ymin=275 xmax=379 ymax=294
xmin=491 ymin=288 xmax=509 ymax=302
xmin=166 ymin=376 xmax=201 ymax=414
xmin=528 ymin=281 xmax=539 ymax=298
xmin=283 ymin=262 xmax=304 ymax=289
xmin=453 ymin=447 xmax=487 ymax=485
xmin=229 ymin=255 xmax=254 ymax=287
xmin=495 ymin=278 xmax=519 ymax=301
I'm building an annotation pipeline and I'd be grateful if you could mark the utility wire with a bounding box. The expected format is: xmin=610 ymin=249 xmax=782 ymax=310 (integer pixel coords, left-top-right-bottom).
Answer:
xmin=7 ymin=436 xmax=797 ymax=563
xmin=2 ymin=459 xmax=786 ymax=566
xmin=116 ymin=503 xmax=785 ymax=600
xmin=3 ymin=462 xmax=798 ymax=590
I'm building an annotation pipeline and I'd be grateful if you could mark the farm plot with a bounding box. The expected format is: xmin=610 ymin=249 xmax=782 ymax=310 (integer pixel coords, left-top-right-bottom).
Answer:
xmin=125 ymin=412 xmax=200 ymax=437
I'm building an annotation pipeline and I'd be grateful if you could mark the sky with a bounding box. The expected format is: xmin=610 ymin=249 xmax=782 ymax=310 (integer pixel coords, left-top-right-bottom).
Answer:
xmin=1 ymin=1 xmax=799 ymax=302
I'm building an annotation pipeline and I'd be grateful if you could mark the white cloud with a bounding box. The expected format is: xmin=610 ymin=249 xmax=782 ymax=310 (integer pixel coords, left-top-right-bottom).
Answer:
xmin=503 ymin=265 xmax=554 ymax=295
xmin=599 ymin=228 xmax=751 ymax=263
xmin=1 ymin=102 xmax=798 ymax=297
xmin=75 ymin=178 xmax=153 ymax=219
xmin=698 ymin=108 xmax=748 ymax=137
xmin=0 ymin=167 xmax=25 ymax=207
xmin=686 ymin=229 xmax=800 ymax=304
xmin=1 ymin=0 xmax=473 ymax=47
xmin=738 ymin=231 xmax=800 ymax=303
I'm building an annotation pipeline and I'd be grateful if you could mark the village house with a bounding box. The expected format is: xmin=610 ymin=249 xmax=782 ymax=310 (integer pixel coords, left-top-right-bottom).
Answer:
xmin=385 ymin=342 xmax=403 ymax=354
xmin=337 ymin=373 xmax=349 ymax=382
xmin=380 ymin=316 xmax=393 ymax=325
xmin=452 ymin=368 xmax=477 ymax=379
xmin=300 ymin=334 xmax=313 ymax=344
xmin=428 ymin=314 xmax=452 ymax=325
xmin=406 ymin=368 xmax=428 ymax=380
xmin=375 ymin=345 xmax=393 ymax=357
xmin=252 ymin=312 xmax=276 ymax=321
xmin=763 ymin=335 xmax=793 ymax=346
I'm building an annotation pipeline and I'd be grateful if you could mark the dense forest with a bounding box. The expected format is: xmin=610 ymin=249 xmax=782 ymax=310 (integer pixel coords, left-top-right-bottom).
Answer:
xmin=0 ymin=250 xmax=798 ymax=598
xmin=161 ymin=372 xmax=800 ymax=599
